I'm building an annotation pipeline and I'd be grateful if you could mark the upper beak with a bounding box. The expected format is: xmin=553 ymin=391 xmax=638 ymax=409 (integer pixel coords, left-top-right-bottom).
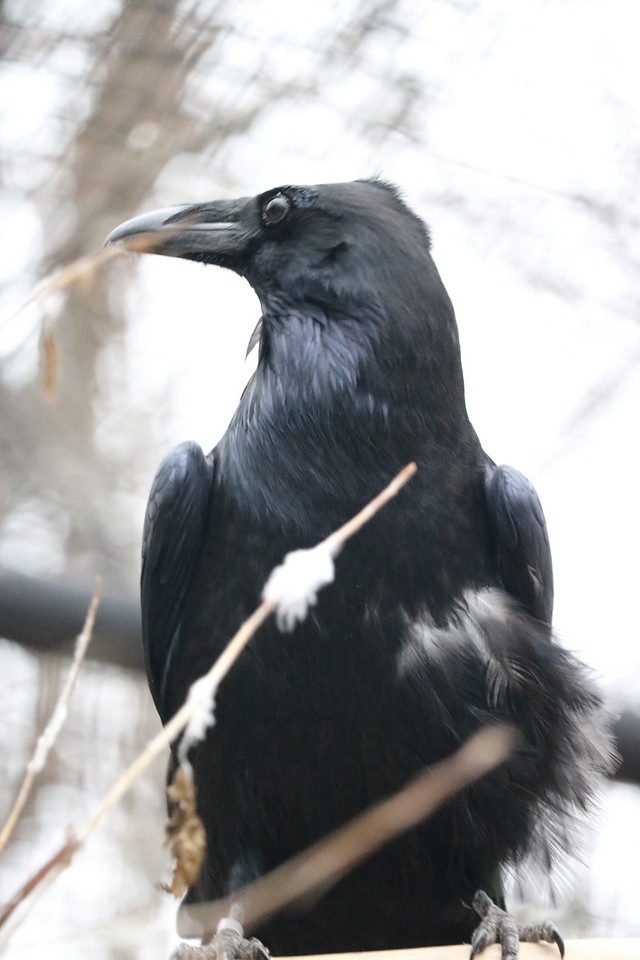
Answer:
xmin=104 ymin=197 xmax=258 ymax=264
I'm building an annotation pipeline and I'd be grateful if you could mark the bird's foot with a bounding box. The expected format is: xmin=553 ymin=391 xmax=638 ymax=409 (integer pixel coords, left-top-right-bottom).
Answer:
xmin=470 ymin=890 xmax=564 ymax=960
xmin=170 ymin=917 xmax=269 ymax=960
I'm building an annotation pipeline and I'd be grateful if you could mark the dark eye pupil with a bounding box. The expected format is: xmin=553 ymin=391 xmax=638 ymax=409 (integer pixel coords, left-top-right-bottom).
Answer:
xmin=264 ymin=194 xmax=289 ymax=224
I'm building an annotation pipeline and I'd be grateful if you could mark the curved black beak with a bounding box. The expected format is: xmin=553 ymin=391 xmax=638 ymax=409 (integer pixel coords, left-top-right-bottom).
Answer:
xmin=104 ymin=197 xmax=259 ymax=266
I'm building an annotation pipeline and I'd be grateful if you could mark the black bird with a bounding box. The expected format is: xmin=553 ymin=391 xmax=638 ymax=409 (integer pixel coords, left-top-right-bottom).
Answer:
xmin=106 ymin=180 xmax=610 ymax=957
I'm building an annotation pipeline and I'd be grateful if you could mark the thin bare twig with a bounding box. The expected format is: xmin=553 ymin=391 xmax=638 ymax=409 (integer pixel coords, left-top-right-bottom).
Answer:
xmin=0 ymin=234 xmax=176 ymax=399
xmin=0 ymin=228 xmax=204 ymax=336
xmin=0 ymin=464 xmax=416 ymax=942
xmin=1 ymin=248 xmax=125 ymax=334
xmin=0 ymin=579 xmax=101 ymax=856
xmin=326 ymin=461 xmax=417 ymax=549
xmin=0 ymin=834 xmax=78 ymax=943
xmin=178 ymin=725 xmax=516 ymax=939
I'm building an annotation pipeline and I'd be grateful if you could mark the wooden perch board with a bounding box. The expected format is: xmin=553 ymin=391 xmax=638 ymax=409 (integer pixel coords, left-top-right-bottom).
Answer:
xmin=281 ymin=941 xmax=640 ymax=960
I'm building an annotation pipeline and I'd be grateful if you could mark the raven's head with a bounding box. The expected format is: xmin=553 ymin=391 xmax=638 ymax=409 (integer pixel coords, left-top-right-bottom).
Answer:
xmin=107 ymin=179 xmax=467 ymax=432
xmin=106 ymin=179 xmax=449 ymax=322
xmin=107 ymin=180 xmax=471 ymax=521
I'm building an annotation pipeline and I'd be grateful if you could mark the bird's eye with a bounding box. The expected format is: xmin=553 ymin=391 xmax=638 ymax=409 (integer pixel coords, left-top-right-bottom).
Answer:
xmin=263 ymin=193 xmax=290 ymax=225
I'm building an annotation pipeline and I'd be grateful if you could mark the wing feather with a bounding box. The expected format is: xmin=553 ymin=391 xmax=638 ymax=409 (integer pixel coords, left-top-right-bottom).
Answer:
xmin=485 ymin=463 xmax=553 ymax=625
xmin=141 ymin=441 xmax=213 ymax=718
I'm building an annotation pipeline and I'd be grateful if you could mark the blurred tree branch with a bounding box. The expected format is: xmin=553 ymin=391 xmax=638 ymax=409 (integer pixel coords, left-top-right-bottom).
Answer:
xmin=0 ymin=565 xmax=142 ymax=669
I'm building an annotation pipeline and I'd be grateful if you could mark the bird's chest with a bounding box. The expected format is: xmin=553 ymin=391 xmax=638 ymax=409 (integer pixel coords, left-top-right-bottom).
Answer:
xmin=179 ymin=548 xmax=418 ymax=851
xmin=169 ymin=470 xmax=493 ymax=880
xmin=168 ymin=392 xmax=493 ymax=723
xmin=172 ymin=462 xmax=490 ymax=715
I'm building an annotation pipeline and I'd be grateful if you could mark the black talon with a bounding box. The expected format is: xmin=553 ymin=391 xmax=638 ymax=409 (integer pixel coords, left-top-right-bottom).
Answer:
xmin=470 ymin=890 xmax=564 ymax=960
xmin=168 ymin=921 xmax=269 ymax=960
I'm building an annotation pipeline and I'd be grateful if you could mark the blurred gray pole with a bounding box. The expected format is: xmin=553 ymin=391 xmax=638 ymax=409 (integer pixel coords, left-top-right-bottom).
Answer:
xmin=0 ymin=565 xmax=142 ymax=670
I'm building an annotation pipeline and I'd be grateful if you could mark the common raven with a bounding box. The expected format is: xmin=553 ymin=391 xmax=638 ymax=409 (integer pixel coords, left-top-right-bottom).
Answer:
xmin=107 ymin=180 xmax=610 ymax=957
